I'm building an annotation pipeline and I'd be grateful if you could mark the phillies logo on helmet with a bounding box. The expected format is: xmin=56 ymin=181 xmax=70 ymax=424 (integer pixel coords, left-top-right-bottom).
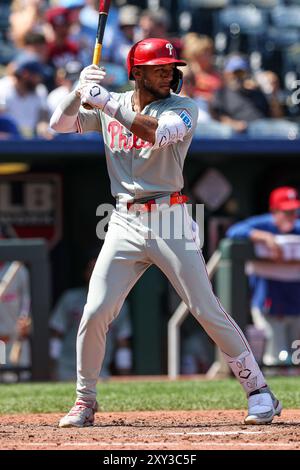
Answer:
xmin=89 ymin=85 xmax=101 ymax=97
xmin=166 ymin=43 xmax=174 ymax=56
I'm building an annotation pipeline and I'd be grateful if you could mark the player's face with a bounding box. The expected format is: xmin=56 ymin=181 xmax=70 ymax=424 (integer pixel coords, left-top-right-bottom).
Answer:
xmin=273 ymin=209 xmax=298 ymax=233
xmin=139 ymin=64 xmax=175 ymax=99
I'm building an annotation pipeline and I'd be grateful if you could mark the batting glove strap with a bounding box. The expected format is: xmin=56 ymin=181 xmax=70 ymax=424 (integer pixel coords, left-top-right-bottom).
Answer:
xmin=103 ymin=96 xmax=120 ymax=118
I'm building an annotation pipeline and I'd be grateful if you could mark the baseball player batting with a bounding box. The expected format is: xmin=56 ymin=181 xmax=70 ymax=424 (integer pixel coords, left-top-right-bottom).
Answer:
xmin=50 ymin=38 xmax=282 ymax=428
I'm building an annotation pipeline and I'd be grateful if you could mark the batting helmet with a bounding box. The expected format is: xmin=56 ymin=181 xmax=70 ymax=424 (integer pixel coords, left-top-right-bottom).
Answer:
xmin=127 ymin=38 xmax=186 ymax=80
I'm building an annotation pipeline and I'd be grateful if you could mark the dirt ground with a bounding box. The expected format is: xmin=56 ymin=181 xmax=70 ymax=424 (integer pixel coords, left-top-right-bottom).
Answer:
xmin=1 ymin=410 xmax=300 ymax=450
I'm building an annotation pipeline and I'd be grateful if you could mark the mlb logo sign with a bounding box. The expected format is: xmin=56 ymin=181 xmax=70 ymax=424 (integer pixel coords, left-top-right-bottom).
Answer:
xmin=180 ymin=111 xmax=193 ymax=130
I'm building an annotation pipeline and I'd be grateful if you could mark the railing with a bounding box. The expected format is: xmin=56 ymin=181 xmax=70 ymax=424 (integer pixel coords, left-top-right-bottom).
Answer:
xmin=167 ymin=249 xmax=222 ymax=379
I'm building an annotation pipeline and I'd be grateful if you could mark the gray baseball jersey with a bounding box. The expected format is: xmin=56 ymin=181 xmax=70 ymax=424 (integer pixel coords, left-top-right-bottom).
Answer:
xmin=76 ymin=91 xmax=199 ymax=202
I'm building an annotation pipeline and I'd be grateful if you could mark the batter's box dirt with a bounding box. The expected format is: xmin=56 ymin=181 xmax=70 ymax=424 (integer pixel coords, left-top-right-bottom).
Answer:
xmin=1 ymin=410 xmax=300 ymax=450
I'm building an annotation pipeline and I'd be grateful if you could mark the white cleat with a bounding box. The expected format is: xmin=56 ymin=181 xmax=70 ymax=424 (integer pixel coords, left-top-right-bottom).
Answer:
xmin=245 ymin=388 xmax=282 ymax=425
xmin=59 ymin=400 xmax=98 ymax=428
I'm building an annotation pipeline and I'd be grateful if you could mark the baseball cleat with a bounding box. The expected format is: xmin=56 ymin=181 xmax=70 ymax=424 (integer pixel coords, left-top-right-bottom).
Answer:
xmin=58 ymin=400 xmax=98 ymax=428
xmin=244 ymin=387 xmax=282 ymax=425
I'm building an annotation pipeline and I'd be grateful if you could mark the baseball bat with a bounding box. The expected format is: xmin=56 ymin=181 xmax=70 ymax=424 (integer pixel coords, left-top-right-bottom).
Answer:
xmin=82 ymin=0 xmax=111 ymax=110
xmin=0 ymin=262 xmax=22 ymax=300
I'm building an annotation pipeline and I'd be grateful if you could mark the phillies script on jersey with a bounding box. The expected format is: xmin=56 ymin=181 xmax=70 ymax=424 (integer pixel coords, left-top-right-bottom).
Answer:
xmin=108 ymin=121 xmax=153 ymax=151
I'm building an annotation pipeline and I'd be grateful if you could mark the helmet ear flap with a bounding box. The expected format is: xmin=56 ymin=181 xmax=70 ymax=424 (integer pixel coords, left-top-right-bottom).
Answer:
xmin=171 ymin=67 xmax=183 ymax=94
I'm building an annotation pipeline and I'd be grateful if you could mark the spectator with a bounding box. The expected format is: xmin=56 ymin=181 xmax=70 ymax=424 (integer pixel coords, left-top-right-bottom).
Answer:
xmin=226 ymin=186 xmax=300 ymax=366
xmin=179 ymin=65 xmax=211 ymax=123
xmin=15 ymin=31 xmax=48 ymax=65
xmin=78 ymin=0 xmax=120 ymax=64
xmin=182 ymin=33 xmax=222 ymax=102
xmin=210 ymin=55 xmax=273 ymax=133
xmin=45 ymin=6 xmax=80 ymax=69
xmin=137 ymin=8 xmax=171 ymax=40
xmin=0 ymin=57 xmax=50 ymax=138
xmin=136 ymin=8 xmax=182 ymax=56
xmin=47 ymin=60 xmax=82 ymax=114
xmin=12 ymin=31 xmax=55 ymax=90
xmin=49 ymin=254 xmax=133 ymax=381
xmin=255 ymin=70 xmax=286 ymax=119
xmin=110 ymin=5 xmax=141 ymax=66
xmin=10 ymin=0 xmax=49 ymax=48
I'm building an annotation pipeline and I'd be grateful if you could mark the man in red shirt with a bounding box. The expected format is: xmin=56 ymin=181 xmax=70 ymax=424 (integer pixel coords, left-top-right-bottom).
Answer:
xmin=45 ymin=7 xmax=80 ymax=69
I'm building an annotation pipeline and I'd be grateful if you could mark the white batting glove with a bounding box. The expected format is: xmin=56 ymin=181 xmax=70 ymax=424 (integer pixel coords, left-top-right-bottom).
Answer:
xmin=75 ymin=65 xmax=106 ymax=97
xmin=80 ymin=83 xmax=120 ymax=117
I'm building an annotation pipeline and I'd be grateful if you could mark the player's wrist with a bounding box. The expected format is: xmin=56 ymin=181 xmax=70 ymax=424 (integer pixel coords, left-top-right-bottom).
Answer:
xmin=102 ymin=96 xmax=137 ymax=130
xmin=102 ymin=96 xmax=120 ymax=118
xmin=114 ymin=105 xmax=137 ymax=131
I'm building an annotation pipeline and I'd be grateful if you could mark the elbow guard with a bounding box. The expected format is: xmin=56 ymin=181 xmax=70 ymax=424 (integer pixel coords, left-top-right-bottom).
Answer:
xmin=153 ymin=112 xmax=191 ymax=149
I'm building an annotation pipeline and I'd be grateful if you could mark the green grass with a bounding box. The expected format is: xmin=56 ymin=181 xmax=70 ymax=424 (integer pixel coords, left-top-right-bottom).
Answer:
xmin=0 ymin=377 xmax=299 ymax=414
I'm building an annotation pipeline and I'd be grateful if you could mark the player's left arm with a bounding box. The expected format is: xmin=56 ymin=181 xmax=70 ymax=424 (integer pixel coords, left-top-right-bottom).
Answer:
xmin=151 ymin=104 xmax=199 ymax=150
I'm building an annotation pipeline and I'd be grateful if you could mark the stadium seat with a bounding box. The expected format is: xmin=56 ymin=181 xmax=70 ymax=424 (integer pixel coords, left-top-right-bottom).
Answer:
xmin=216 ymin=6 xmax=267 ymax=54
xmin=285 ymin=0 xmax=300 ymax=5
xmin=218 ymin=6 xmax=266 ymax=34
xmin=181 ymin=0 xmax=230 ymax=7
xmin=266 ymin=27 xmax=300 ymax=48
xmin=247 ymin=119 xmax=299 ymax=138
xmin=0 ymin=40 xmax=17 ymax=65
xmin=233 ymin=0 xmax=280 ymax=7
xmin=177 ymin=0 xmax=231 ymax=35
xmin=195 ymin=120 xmax=236 ymax=138
xmin=0 ymin=3 xmax=10 ymax=34
xmin=271 ymin=6 xmax=300 ymax=29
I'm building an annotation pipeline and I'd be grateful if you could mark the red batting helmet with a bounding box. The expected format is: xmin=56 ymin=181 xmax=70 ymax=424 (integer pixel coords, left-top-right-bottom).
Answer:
xmin=127 ymin=38 xmax=187 ymax=80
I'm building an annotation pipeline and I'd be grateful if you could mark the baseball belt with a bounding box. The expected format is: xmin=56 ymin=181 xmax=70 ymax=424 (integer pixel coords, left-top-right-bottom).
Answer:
xmin=127 ymin=192 xmax=189 ymax=212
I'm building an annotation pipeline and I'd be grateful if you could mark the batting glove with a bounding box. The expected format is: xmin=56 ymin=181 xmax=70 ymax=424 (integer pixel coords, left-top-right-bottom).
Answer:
xmin=80 ymin=83 xmax=120 ymax=117
xmin=75 ymin=65 xmax=106 ymax=98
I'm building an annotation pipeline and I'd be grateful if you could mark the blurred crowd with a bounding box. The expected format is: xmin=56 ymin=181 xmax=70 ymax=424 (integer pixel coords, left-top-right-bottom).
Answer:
xmin=1 ymin=0 xmax=300 ymax=140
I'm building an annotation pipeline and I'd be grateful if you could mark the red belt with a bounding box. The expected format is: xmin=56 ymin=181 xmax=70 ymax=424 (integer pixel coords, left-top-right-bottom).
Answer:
xmin=127 ymin=192 xmax=189 ymax=212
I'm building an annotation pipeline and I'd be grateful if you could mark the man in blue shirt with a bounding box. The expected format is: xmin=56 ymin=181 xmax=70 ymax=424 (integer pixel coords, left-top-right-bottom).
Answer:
xmin=227 ymin=186 xmax=300 ymax=365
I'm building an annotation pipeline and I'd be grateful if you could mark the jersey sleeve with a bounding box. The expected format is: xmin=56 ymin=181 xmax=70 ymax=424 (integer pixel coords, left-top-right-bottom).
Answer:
xmin=76 ymin=107 xmax=102 ymax=134
xmin=160 ymin=97 xmax=199 ymax=136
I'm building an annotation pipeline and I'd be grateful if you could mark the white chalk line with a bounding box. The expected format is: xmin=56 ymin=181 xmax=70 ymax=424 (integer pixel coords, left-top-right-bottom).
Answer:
xmin=168 ymin=430 xmax=272 ymax=436
xmin=7 ymin=440 xmax=298 ymax=449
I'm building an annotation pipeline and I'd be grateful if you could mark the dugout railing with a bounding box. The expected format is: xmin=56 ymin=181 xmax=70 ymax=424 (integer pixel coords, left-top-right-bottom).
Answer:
xmin=168 ymin=238 xmax=300 ymax=379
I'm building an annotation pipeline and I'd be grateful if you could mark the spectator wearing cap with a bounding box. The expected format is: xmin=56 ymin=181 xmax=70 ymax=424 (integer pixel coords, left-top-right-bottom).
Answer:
xmin=181 ymin=33 xmax=222 ymax=102
xmin=226 ymin=187 xmax=300 ymax=366
xmin=45 ymin=6 xmax=80 ymax=69
xmin=136 ymin=8 xmax=182 ymax=55
xmin=0 ymin=58 xmax=50 ymax=138
xmin=210 ymin=55 xmax=272 ymax=133
xmin=110 ymin=5 xmax=141 ymax=66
